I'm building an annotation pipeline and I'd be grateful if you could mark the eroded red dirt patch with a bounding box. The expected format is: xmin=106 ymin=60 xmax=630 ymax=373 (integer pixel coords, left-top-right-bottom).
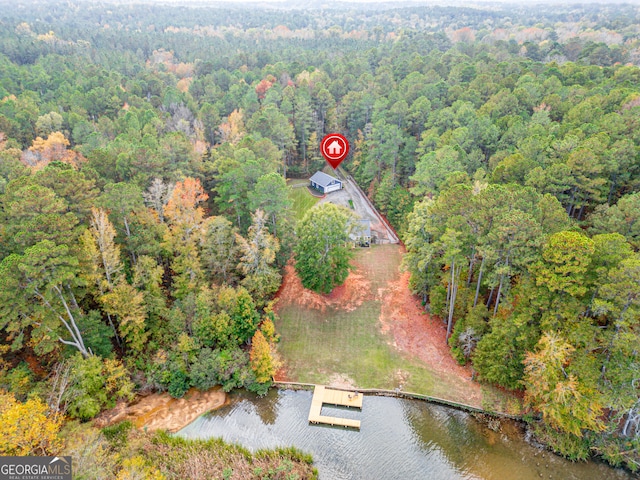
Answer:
xmin=379 ymin=271 xmax=484 ymax=407
xmin=274 ymin=362 xmax=291 ymax=382
xmin=277 ymin=262 xmax=372 ymax=312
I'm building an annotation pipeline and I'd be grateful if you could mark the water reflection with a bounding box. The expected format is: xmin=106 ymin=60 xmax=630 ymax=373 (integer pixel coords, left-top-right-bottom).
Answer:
xmin=177 ymin=389 xmax=635 ymax=480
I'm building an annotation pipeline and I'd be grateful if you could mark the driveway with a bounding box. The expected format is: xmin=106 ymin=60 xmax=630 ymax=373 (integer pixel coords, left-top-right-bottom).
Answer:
xmin=317 ymin=173 xmax=398 ymax=244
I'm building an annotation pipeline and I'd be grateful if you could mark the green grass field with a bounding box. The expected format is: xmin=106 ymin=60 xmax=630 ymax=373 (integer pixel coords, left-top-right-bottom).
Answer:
xmin=289 ymin=182 xmax=320 ymax=220
xmin=276 ymin=246 xmax=443 ymax=396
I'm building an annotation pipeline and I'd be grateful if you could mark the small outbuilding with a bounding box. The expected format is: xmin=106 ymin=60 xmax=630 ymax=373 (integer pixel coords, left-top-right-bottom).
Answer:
xmin=309 ymin=171 xmax=342 ymax=194
xmin=350 ymin=219 xmax=372 ymax=247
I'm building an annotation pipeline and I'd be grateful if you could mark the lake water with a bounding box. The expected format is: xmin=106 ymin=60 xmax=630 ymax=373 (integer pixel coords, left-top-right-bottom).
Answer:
xmin=178 ymin=389 xmax=636 ymax=480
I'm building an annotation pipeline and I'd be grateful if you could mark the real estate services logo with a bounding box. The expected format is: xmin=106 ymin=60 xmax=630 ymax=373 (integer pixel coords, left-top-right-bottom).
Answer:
xmin=0 ymin=456 xmax=72 ymax=480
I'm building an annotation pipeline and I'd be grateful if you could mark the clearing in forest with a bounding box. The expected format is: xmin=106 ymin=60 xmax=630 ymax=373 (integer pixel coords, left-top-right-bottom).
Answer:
xmin=274 ymin=244 xmax=522 ymax=414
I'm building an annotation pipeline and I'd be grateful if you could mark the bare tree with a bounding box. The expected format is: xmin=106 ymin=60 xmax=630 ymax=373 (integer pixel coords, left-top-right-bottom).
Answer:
xmin=47 ymin=360 xmax=73 ymax=414
xmin=143 ymin=178 xmax=174 ymax=223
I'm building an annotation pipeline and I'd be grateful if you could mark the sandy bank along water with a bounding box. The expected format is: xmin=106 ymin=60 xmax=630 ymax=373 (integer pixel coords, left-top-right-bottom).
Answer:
xmin=95 ymin=387 xmax=227 ymax=432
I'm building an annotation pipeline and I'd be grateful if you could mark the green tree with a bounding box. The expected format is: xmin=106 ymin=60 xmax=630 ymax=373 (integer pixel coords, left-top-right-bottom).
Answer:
xmin=0 ymin=179 xmax=80 ymax=256
xmin=410 ymin=146 xmax=465 ymax=197
xmin=218 ymin=286 xmax=261 ymax=345
xmin=589 ymin=193 xmax=640 ymax=249
xmin=201 ymin=216 xmax=241 ymax=285
xmin=210 ymin=145 xmax=277 ymax=229
xmin=531 ymin=231 xmax=595 ymax=299
xmin=0 ymin=241 xmax=90 ymax=357
xmin=593 ymin=254 xmax=640 ymax=416
xmin=98 ymin=182 xmax=148 ymax=264
xmin=246 ymin=105 xmax=295 ymax=176
xmin=64 ymin=354 xmax=135 ymax=421
xmin=294 ymin=203 xmax=358 ymax=294
xmin=248 ymin=172 xmax=292 ymax=238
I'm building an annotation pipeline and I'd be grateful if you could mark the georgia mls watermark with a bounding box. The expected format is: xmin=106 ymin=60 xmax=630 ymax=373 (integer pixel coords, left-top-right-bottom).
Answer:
xmin=0 ymin=457 xmax=72 ymax=480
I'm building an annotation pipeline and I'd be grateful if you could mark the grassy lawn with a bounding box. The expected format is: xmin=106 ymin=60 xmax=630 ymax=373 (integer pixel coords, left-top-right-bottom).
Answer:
xmin=287 ymin=178 xmax=310 ymax=187
xmin=289 ymin=184 xmax=320 ymax=221
xmin=276 ymin=246 xmax=442 ymax=397
xmin=277 ymin=300 xmax=441 ymax=394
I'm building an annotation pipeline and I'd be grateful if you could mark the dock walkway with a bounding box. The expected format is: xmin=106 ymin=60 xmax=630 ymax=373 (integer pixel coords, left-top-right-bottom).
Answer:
xmin=308 ymin=385 xmax=362 ymax=429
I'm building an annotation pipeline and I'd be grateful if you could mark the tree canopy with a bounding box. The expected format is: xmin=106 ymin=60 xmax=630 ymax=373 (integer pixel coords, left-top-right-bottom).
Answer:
xmin=294 ymin=203 xmax=358 ymax=294
xmin=1 ymin=0 xmax=640 ymax=471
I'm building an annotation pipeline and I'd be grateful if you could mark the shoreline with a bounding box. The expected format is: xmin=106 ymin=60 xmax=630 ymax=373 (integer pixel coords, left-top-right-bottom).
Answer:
xmin=95 ymin=386 xmax=228 ymax=433
xmin=273 ymin=381 xmax=523 ymax=420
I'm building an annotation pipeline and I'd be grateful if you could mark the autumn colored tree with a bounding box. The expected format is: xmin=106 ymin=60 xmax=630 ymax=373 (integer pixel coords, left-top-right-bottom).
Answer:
xmin=0 ymin=390 xmax=63 ymax=456
xmin=116 ymin=456 xmax=164 ymax=480
xmin=78 ymin=207 xmax=124 ymax=344
xmin=218 ymin=109 xmax=245 ymax=145
xmin=250 ymin=330 xmax=280 ymax=384
xmin=523 ymin=332 xmax=605 ymax=459
xmin=255 ymin=78 xmax=273 ymax=100
xmin=21 ymin=132 xmax=84 ymax=170
xmin=101 ymin=282 xmax=148 ymax=356
xmin=164 ymin=178 xmax=209 ymax=298
xmin=164 ymin=177 xmax=209 ymax=240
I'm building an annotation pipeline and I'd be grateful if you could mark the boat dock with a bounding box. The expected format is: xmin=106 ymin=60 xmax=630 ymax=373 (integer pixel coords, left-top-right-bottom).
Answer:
xmin=308 ymin=385 xmax=363 ymax=429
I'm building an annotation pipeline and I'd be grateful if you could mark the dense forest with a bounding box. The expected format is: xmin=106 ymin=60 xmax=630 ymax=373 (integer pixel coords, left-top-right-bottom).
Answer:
xmin=1 ymin=0 xmax=640 ymax=475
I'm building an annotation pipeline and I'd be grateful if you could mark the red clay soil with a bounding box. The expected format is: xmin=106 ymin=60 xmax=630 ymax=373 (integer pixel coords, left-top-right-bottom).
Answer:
xmin=276 ymin=262 xmax=372 ymax=313
xmin=379 ymin=270 xmax=483 ymax=407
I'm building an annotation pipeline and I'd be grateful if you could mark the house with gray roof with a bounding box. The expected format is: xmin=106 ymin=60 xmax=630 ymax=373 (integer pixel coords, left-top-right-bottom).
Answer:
xmin=309 ymin=171 xmax=342 ymax=194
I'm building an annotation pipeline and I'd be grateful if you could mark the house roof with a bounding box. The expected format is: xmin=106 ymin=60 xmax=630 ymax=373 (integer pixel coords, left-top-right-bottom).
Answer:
xmin=309 ymin=171 xmax=341 ymax=188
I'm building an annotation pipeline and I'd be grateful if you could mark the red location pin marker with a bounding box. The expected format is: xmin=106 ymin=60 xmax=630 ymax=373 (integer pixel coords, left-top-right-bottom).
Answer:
xmin=320 ymin=133 xmax=349 ymax=170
